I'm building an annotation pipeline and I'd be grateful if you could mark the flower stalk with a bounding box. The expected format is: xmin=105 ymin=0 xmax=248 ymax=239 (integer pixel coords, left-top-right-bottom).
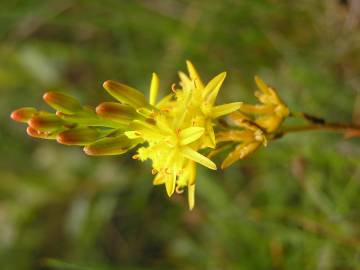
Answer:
xmin=10 ymin=60 xmax=359 ymax=209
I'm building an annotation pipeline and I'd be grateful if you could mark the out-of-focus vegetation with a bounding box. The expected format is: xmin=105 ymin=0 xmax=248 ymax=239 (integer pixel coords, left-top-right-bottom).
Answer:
xmin=1 ymin=0 xmax=360 ymax=269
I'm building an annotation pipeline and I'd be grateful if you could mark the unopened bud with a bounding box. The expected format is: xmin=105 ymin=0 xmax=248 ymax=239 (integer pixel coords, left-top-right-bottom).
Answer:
xmin=57 ymin=127 xmax=102 ymax=145
xmin=28 ymin=112 xmax=64 ymax=132
xmin=103 ymin=80 xmax=148 ymax=108
xmin=43 ymin=91 xmax=82 ymax=114
xmin=96 ymin=102 xmax=136 ymax=125
xmin=84 ymin=135 xmax=139 ymax=156
xmin=11 ymin=107 xmax=37 ymax=123
xmin=26 ymin=126 xmax=58 ymax=140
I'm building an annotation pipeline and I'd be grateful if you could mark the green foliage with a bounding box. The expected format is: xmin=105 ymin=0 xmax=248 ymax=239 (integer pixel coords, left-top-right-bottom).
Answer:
xmin=1 ymin=0 xmax=360 ymax=269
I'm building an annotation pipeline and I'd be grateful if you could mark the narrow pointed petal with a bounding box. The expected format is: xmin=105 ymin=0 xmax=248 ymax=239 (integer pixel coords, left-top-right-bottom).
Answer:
xmin=126 ymin=120 xmax=164 ymax=141
xmin=28 ymin=112 xmax=64 ymax=132
xmin=96 ymin=102 xmax=137 ymax=125
xmin=228 ymin=111 xmax=251 ymax=125
xmin=84 ymin=135 xmax=139 ymax=156
xmin=43 ymin=92 xmax=82 ymax=114
xmin=204 ymin=121 xmax=216 ymax=148
xmin=136 ymin=107 xmax=154 ymax=118
xmin=203 ymin=72 xmax=227 ymax=105
xmin=211 ymin=102 xmax=242 ymax=118
xmin=255 ymin=115 xmax=283 ymax=133
xmin=186 ymin=60 xmax=204 ymax=89
xmin=188 ymin=184 xmax=195 ymax=210
xmin=153 ymin=174 xmax=165 ymax=185
xmin=221 ymin=142 xmax=261 ymax=169
xmin=57 ymin=127 xmax=103 ymax=145
xmin=165 ymin=174 xmax=176 ymax=197
xmin=149 ymin=72 xmax=159 ymax=106
xmin=181 ymin=147 xmax=217 ymax=170
xmin=179 ymin=127 xmax=204 ymax=145
xmin=11 ymin=107 xmax=37 ymax=123
xmin=254 ymin=76 xmax=271 ymax=95
xmin=103 ymin=80 xmax=148 ymax=108
xmin=188 ymin=161 xmax=196 ymax=185
xmin=178 ymin=71 xmax=193 ymax=90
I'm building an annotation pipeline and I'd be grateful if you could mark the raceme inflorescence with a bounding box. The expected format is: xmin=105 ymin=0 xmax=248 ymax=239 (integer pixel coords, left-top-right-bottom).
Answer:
xmin=11 ymin=61 xmax=359 ymax=209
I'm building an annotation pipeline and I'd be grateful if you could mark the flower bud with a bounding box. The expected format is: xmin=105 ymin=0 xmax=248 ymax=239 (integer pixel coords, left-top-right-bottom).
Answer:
xmin=96 ymin=102 xmax=137 ymax=125
xmin=103 ymin=80 xmax=148 ymax=108
xmin=84 ymin=135 xmax=139 ymax=156
xmin=26 ymin=126 xmax=58 ymax=140
xmin=57 ymin=127 xmax=102 ymax=145
xmin=221 ymin=142 xmax=261 ymax=169
xmin=11 ymin=107 xmax=37 ymax=123
xmin=43 ymin=91 xmax=82 ymax=114
xmin=28 ymin=112 xmax=64 ymax=132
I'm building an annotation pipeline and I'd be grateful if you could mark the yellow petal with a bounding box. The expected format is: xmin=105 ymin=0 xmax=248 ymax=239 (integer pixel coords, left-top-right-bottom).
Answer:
xmin=181 ymin=146 xmax=217 ymax=170
xmin=188 ymin=161 xmax=196 ymax=185
xmin=239 ymin=104 xmax=274 ymax=114
xmin=186 ymin=60 xmax=204 ymax=89
xmin=211 ymin=102 xmax=242 ymax=118
xmin=155 ymin=93 xmax=174 ymax=109
xmin=179 ymin=127 xmax=205 ymax=145
xmin=178 ymin=71 xmax=193 ymax=90
xmin=205 ymin=121 xmax=216 ymax=148
xmin=153 ymin=174 xmax=165 ymax=185
xmin=221 ymin=142 xmax=261 ymax=169
xmin=255 ymin=115 xmax=283 ymax=133
xmin=254 ymin=76 xmax=271 ymax=95
xmin=216 ymin=130 xmax=255 ymax=143
xmin=188 ymin=184 xmax=195 ymax=210
xmin=127 ymin=120 xmax=164 ymax=141
xmin=149 ymin=72 xmax=159 ymax=106
xmin=103 ymin=80 xmax=148 ymax=108
xmin=165 ymin=173 xmax=176 ymax=197
xmin=203 ymin=72 xmax=227 ymax=105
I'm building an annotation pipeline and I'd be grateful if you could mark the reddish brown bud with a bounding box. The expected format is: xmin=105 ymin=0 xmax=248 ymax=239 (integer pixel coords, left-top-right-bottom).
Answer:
xmin=96 ymin=102 xmax=136 ymax=125
xmin=11 ymin=107 xmax=37 ymax=123
xmin=28 ymin=112 xmax=64 ymax=132
xmin=26 ymin=126 xmax=58 ymax=140
xmin=43 ymin=91 xmax=82 ymax=114
xmin=57 ymin=127 xmax=102 ymax=145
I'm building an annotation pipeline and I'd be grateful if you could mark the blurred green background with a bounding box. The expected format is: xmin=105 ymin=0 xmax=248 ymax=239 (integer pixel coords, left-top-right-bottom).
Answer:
xmin=1 ymin=0 xmax=360 ymax=269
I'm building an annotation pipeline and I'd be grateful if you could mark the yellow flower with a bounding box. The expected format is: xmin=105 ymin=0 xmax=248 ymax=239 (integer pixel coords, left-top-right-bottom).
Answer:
xmin=217 ymin=112 xmax=267 ymax=168
xmin=105 ymin=61 xmax=241 ymax=209
xmin=239 ymin=76 xmax=289 ymax=132
xmin=10 ymin=61 xmax=241 ymax=210
xmin=215 ymin=76 xmax=289 ymax=168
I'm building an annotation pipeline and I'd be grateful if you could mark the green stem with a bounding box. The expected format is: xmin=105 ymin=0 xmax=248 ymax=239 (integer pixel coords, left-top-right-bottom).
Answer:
xmin=280 ymin=123 xmax=360 ymax=134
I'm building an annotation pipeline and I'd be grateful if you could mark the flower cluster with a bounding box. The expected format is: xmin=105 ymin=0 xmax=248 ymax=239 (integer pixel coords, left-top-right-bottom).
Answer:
xmin=215 ymin=76 xmax=290 ymax=168
xmin=11 ymin=61 xmax=242 ymax=209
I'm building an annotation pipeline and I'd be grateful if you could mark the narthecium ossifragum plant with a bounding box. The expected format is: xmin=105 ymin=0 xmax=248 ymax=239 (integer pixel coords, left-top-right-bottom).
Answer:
xmin=11 ymin=61 xmax=360 ymax=209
